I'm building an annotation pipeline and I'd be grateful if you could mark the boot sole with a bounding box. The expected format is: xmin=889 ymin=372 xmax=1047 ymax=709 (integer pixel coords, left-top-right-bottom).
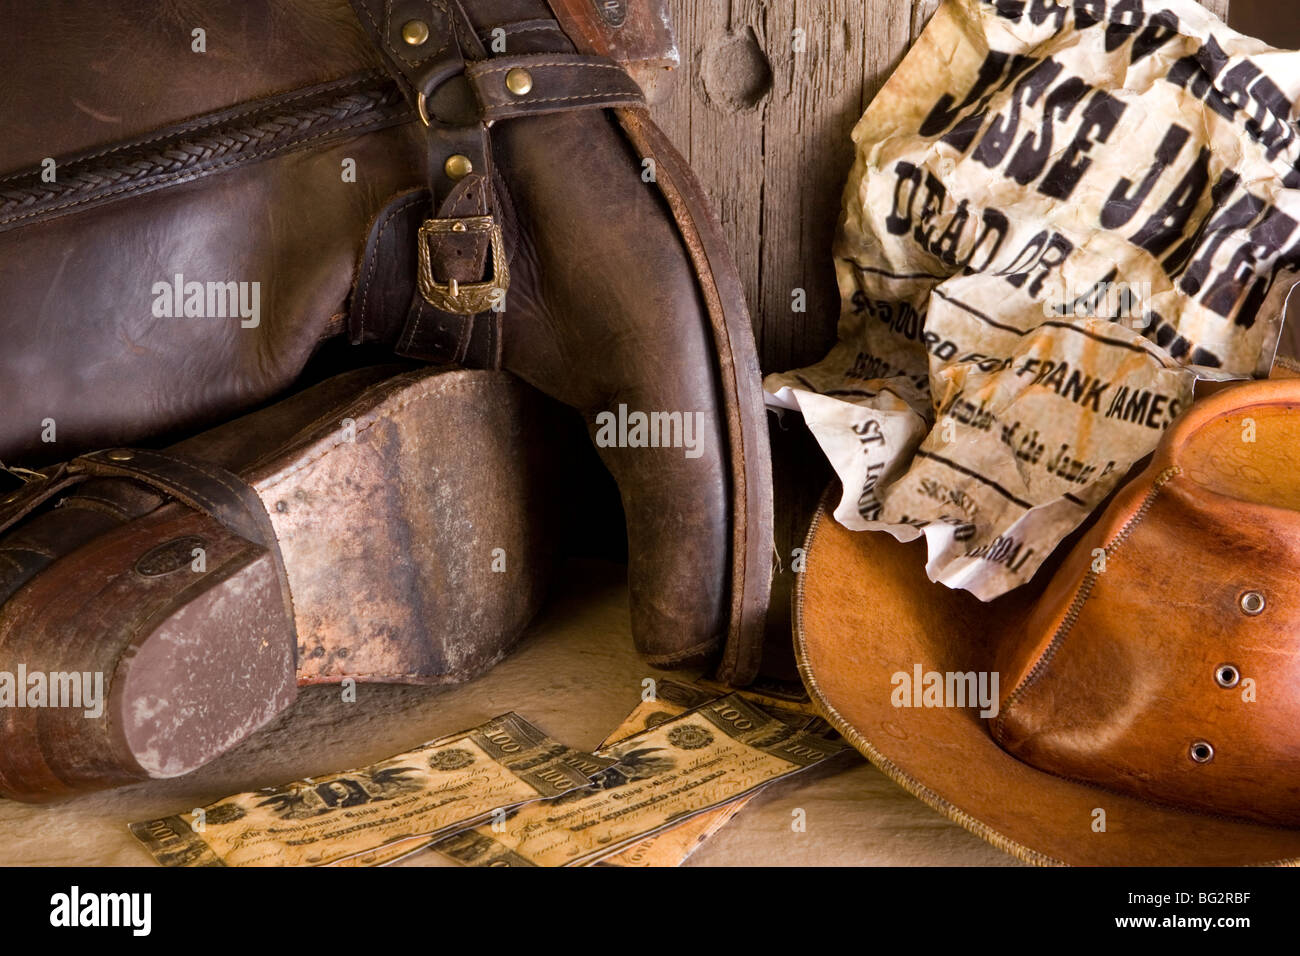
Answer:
xmin=0 ymin=368 xmax=553 ymax=800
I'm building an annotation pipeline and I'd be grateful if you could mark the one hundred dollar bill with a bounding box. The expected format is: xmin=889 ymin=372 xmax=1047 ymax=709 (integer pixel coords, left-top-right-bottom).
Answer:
xmin=591 ymin=804 xmax=750 ymax=867
xmin=593 ymin=681 xmax=834 ymax=867
xmin=329 ymin=683 xmax=838 ymax=868
xmin=431 ymin=693 xmax=848 ymax=867
xmin=129 ymin=713 xmax=609 ymax=867
xmin=602 ymin=679 xmax=825 ymax=746
xmin=592 ymin=681 xmax=755 ymax=868
xmin=325 ymin=683 xmax=730 ymax=869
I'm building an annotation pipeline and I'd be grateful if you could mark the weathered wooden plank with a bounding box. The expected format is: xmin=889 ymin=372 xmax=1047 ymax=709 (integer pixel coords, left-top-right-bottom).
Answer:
xmin=757 ymin=0 xmax=914 ymax=666
xmin=912 ymin=0 xmax=943 ymax=41
xmin=755 ymin=0 xmax=912 ymax=374
xmin=660 ymin=0 xmax=915 ymax=374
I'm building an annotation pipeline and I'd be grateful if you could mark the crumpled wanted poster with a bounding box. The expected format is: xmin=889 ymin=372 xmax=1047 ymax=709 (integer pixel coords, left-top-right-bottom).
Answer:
xmin=766 ymin=0 xmax=1300 ymax=599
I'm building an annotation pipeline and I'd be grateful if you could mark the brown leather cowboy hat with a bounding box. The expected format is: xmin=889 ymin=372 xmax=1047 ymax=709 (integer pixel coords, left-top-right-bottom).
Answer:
xmin=795 ymin=374 xmax=1300 ymax=866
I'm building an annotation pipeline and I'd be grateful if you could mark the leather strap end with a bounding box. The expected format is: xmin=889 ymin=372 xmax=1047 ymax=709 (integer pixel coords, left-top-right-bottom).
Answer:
xmin=467 ymin=53 xmax=645 ymax=121
xmin=0 ymin=466 xmax=78 ymax=539
xmin=74 ymin=449 xmax=272 ymax=549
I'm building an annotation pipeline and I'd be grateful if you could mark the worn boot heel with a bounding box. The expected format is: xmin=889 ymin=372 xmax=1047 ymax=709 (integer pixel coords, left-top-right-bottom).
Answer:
xmin=0 ymin=367 xmax=554 ymax=801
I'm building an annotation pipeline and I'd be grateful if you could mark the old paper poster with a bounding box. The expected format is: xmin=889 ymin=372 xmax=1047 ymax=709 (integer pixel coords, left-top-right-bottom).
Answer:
xmin=767 ymin=0 xmax=1300 ymax=598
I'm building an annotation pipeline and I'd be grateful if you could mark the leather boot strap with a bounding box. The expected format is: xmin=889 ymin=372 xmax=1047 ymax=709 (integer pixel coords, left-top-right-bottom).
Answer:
xmin=2 ymin=449 xmax=276 ymax=552
xmin=347 ymin=0 xmax=645 ymax=366
xmin=0 ymin=449 xmax=296 ymax=639
xmin=73 ymin=449 xmax=277 ymax=550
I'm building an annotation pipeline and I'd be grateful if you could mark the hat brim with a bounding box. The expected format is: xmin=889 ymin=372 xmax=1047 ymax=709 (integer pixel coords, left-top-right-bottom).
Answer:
xmin=794 ymin=489 xmax=1300 ymax=866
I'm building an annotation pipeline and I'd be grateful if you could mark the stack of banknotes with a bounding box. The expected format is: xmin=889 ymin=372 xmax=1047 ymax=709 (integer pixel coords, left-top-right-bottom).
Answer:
xmin=129 ymin=681 xmax=850 ymax=867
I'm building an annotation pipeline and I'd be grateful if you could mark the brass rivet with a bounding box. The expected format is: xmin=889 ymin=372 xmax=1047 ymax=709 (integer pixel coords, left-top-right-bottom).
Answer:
xmin=1189 ymin=740 xmax=1214 ymax=764
xmin=451 ymin=221 xmax=467 ymax=233
xmin=1240 ymin=590 xmax=1266 ymax=616
xmin=505 ymin=68 xmax=534 ymax=96
xmin=106 ymin=449 xmax=135 ymax=462
xmin=401 ymin=19 xmax=430 ymax=46
xmin=444 ymin=154 xmax=473 ymax=181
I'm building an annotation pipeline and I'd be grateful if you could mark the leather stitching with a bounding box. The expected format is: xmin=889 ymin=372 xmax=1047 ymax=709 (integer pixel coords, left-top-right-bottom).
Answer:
xmin=404 ymin=306 xmax=470 ymax=364
xmin=447 ymin=0 xmax=483 ymax=55
xmin=0 ymin=74 xmax=385 ymax=184
xmin=483 ymin=92 xmax=642 ymax=111
xmin=470 ymin=60 xmax=626 ymax=74
xmin=83 ymin=450 xmax=263 ymax=545
xmin=358 ymin=192 xmax=428 ymax=340
xmin=992 ymin=466 xmax=1184 ymax=743
xmin=497 ymin=23 xmax=565 ymax=36
xmin=137 ymin=453 xmax=261 ymax=523
xmin=398 ymin=299 xmax=425 ymax=354
xmin=1 ymin=114 xmax=399 ymax=229
xmin=99 ymin=456 xmax=233 ymax=524
xmin=642 ymin=634 xmax=722 ymax=666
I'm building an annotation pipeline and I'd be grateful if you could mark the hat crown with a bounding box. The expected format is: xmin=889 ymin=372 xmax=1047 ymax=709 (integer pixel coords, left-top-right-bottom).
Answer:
xmin=993 ymin=380 xmax=1300 ymax=825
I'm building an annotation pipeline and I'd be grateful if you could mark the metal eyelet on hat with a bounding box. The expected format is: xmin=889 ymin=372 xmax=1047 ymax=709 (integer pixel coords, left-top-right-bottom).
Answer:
xmin=1239 ymin=590 xmax=1266 ymax=615
xmin=1214 ymin=663 xmax=1240 ymax=688
xmin=1189 ymin=740 xmax=1215 ymax=764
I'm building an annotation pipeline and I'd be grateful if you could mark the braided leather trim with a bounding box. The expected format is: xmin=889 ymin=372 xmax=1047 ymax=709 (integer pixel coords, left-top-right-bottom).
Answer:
xmin=0 ymin=72 xmax=412 ymax=234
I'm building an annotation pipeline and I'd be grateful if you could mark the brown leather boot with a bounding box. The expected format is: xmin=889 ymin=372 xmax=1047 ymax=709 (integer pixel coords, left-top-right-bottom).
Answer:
xmin=0 ymin=366 xmax=556 ymax=801
xmin=0 ymin=0 xmax=771 ymax=681
xmin=343 ymin=0 xmax=773 ymax=679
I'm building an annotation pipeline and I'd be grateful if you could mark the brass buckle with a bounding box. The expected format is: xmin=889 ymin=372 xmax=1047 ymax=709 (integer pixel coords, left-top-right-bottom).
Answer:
xmin=416 ymin=216 xmax=509 ymax=315
xmin=0 ymin=462 xmax=52 ymax=506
